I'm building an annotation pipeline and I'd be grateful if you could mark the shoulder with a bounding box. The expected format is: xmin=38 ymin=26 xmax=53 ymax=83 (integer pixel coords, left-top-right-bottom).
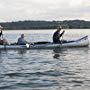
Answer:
xmin=18 ymin=37 xmax=21 ymax=40
xmin=54 ymin=31 xmax=59 ymax=35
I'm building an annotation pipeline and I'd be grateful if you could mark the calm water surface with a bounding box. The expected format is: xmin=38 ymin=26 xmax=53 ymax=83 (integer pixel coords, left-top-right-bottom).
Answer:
xmin=0 ymin=29 xmax=90 ymax=90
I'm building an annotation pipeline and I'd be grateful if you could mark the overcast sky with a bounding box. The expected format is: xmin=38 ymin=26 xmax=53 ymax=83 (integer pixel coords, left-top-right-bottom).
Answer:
xmin=0 ymin=0 xmax=90 ymax=22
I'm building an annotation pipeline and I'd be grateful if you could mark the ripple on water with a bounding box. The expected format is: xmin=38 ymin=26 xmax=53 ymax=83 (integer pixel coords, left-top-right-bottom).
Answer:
xmin=0 ymin=44 xmax=90 ymax=89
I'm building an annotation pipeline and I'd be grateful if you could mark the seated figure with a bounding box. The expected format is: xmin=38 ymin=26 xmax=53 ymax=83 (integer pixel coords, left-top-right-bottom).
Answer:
xmin=0 ymin=38 xmax=9 ymax=45
xmin=53 ymin=26 xmax=65 ymax=43
xmin=17 ymin=34 xmax=27 ymax=45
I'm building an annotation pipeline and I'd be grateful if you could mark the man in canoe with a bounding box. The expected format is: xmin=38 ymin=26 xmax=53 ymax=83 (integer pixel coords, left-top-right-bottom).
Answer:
xmin=17 ymin=34 xmax=28 ymax=45
xmin=0 ymin=29 xmax=3 ymax=45
xmin=53 ymin=26 xmax=65 ymax=43
xmin=0 ymin=25 xmax=3 ymax=38
xmin=0 ymin=25 xmax=9 ymax=45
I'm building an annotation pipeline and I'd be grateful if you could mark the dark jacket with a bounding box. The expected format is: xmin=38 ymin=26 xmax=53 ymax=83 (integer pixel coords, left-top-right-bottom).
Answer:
xmin=53 ymin=30 xmax=60 ymax=43
xmin=53 ymin=30 xmax=65 ymax=43
xmin=0 ymin=30 xmax=2 ymax=37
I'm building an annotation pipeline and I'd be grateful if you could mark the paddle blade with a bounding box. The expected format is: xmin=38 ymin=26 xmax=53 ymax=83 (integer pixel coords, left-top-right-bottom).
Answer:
xmin=26 ymin=43 xmax=30 ymax=48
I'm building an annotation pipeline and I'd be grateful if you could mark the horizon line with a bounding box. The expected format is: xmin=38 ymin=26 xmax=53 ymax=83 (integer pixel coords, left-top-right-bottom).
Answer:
xmin=0 ymin=19 xmax=90 ymax=23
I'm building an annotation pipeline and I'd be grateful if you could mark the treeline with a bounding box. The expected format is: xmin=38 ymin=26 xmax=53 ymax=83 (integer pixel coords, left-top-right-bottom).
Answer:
xmin=0 ymin=20 xmax=90 ymax=30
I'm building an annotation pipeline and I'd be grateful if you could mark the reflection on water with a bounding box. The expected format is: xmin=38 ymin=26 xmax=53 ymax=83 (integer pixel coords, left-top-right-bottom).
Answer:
xmin=0 ymin=47 xmax=90 ymax=90
xmin=17 ymin=49 xmax=27 ymax=55
xmin=53 ymin=48 xmax=67 ymax=59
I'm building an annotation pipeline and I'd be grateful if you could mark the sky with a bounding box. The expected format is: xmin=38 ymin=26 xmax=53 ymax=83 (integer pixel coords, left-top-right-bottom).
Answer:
xmin=0 ymin=0 xmax=90 ymax=22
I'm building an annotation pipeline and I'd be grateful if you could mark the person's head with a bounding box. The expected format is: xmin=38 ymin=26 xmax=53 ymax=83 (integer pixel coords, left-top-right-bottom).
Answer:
xmin=0 ymin=25 xmax=3 ymax=30
xmin=57 ymin=26 xmax=62 ymax=31
xmin=21 ymin=34 xmax=24 ymax=38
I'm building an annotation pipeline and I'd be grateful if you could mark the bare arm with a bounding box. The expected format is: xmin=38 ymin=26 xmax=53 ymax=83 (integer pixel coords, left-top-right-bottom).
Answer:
xmin=59 ymin=30 xmax=65 ymax=37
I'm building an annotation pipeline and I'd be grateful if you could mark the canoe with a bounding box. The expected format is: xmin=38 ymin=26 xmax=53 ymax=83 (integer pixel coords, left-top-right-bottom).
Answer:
xmin=0 ymin=36 xmax=89 ymax=50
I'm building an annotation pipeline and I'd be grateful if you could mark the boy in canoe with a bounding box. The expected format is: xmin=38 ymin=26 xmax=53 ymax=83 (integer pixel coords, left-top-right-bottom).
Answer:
xmin=17 ymin=34 xmax=28 ymax=45
xmin=53 ymin=26 xmax=65 ymax=43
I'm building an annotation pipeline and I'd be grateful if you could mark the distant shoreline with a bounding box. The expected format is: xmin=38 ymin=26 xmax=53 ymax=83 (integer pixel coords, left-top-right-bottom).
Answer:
xmin=1 ymin=20 xmax=90 ymax=30
xmin=3 ymin=28 xmax=90 ymax=31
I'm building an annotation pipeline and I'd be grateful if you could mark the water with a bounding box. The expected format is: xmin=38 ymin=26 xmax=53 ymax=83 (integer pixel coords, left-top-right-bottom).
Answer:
xmin=0 ymin=29 xmax=90 ymax=90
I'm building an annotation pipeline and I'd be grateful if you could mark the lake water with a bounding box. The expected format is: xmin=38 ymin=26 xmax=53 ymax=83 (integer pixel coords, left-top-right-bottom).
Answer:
xmin=0 ymin=29 xmax=90 ymax=90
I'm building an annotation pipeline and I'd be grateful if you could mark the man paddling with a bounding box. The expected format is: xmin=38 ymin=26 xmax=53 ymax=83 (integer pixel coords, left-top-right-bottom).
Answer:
xmin=0 ymin=25 xmax=3 ymax=44
xmin=0 ymin=25 xmax=3 ymax=38
xmin=53 ymin=26 xmax=65 ymax=43
xmin=0 ymin=25 xmax=9 ymax=45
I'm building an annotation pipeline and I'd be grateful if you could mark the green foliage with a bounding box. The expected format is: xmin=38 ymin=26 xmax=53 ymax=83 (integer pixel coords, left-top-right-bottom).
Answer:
xmin=0 ymin=20 xmax=90 ymax=30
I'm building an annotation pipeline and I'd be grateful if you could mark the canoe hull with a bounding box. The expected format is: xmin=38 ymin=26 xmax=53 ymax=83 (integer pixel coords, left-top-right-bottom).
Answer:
xmin=0 ymin=36 xmax=89 ymax=50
